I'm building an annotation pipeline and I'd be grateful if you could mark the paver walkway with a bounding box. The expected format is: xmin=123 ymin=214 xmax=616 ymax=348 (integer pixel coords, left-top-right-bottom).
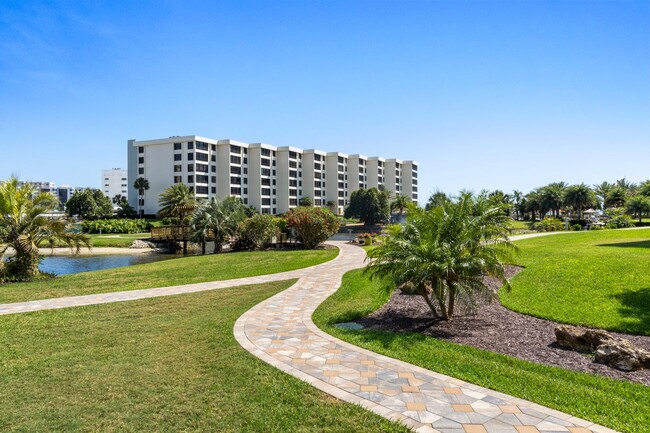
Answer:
xmin=0 ymin=241 xmax=618 ymax=433
xmin=234 ymin=241 xmax=618 ymax=433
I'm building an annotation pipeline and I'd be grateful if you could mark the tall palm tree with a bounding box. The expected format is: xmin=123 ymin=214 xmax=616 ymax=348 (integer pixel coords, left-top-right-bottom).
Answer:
xmin=133 ymin=177 xmax=150 ymax=218
xmin=390 ymin=194 xmax=410 ymax=222
xmin=539 ymin=182 xmax=566 ymax=218
xmin=190 ymin=197 xmax=246 ymax=253
xmin=605 ymin=187 xmax=627 ymax=208
xmin=158 ymin=183 xmax=197 ymax=224
xmin=512 ymin=190 xmax=522 ymax=220
xmin=0 ymin=177 xmax=90 ymax=281
xmin=563 ymin=183 xmax=597 ymax=220
xmin=366 ymin=193 xmax=515 ymax=320
xmin=524 ymin=189 xmax=541 ymax=221
xmin=638 ymin=180 xmax=650 ymax=197
xmin=593 ymin=181 xmax=614 ymax=210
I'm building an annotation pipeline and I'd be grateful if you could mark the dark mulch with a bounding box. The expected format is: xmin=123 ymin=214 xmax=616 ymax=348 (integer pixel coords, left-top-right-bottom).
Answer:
xmin=356 ymin=266 xmax=650 ymax=386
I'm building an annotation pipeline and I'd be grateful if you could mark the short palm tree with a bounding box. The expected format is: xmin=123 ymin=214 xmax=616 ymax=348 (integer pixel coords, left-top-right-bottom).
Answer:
xmin=390 ymin=194 xmax=410 ymax=221
xmin=626 ymin=195 xmax=650 ymax=223
xmin=563 ymin=183 xmax=597 ymax=219
xmin=0 ymin=177 xmax=90 ymax=281
xmin=158 ymin=183 xmax=197 ymax=224
xmin=366 ymin=193 xmax=516 ymax=320
xmin=133 ymin=177 xmax=150 ymax=218
xmin=190 ymin=197 xmax=246 ymax=253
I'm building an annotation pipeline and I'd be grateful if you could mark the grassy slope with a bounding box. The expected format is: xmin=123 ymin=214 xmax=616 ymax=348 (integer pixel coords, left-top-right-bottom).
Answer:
xmin=88 ymin=233 xmax=148 ymax=247
xmin=312 ymin=269 xmax=650 ymax=433
xmin=503 ymin=228 xmax=650 ymax=335
xmin=0 ymin=249 xmax=338 ymax=304
xmin=0 ymin=281 xmax=409 ymax=433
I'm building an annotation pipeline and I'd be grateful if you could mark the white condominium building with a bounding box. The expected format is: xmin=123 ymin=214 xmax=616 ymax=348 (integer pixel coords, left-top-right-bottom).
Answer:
xmin=101 ymin=168 xmax=128 ymax=200
xmin=127 ymin=135 xmax=418 ymax=216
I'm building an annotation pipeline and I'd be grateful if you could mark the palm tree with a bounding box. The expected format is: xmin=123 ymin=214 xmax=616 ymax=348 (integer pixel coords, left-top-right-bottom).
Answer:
xmin=563 ymin=183 xmax=597 ymax=220
xmin=158 ymin=183 xmax=197 ymax=224
xmin=0 ymin=177 xmax=90 ymax=281
xmin=524 ymin=190 xmax=541 ymax=221
xmin=190 ymin=197 xmax=246 ymax=253
xmin=539 ymin=182 xmax=566 ymax=218
xmin=638 ymin=180 xmax=650 ymax=197
xmin=133 ymin=177 xmax=150 ymax=218
xmin=605 ymin=187 xmax=627 ymax=208
xmin=626 ymin=195 xmax=650 ymax=223
xmin=366 ymin=193 xmax=515 ymax=320
xmin=512 ymin=190 xmax=523 ymax=220
xmin=593 ymin=181 xmax=614 ymax=210
xmin=390 ymin=194 xmax=410 ymax=222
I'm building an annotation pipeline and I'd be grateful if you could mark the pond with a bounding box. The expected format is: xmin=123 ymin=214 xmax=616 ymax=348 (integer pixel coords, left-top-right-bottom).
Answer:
xmin=39 ymin=254 xmax=176 ymax=276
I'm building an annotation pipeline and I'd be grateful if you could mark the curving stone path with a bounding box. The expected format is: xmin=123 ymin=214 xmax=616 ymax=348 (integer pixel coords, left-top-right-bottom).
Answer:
xmin=0 ymin=241 xmax=618 ymax=433
xmin=234 ymin=241 xmax=618 ymax=433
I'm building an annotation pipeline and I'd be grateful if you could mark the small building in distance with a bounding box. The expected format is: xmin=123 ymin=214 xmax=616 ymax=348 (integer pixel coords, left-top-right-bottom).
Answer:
xmin=101 ymin=168 xmax=128 ymax=201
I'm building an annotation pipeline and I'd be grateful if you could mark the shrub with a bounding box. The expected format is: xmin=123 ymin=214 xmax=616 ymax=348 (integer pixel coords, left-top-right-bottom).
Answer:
xmin=82 ymin=219 xmax=153 ymax=234
xmin=608 ymin=214 xmax=635 ymax=229
xmin=533 ymin=218 xmax=564 ymax=232
xmin=232 ymin=214 xmax=278 ymax=251
xmin=571 ymin=224 xmax=582 ymax=231
xmin=285 ymin=207 xmax=340 ymax=249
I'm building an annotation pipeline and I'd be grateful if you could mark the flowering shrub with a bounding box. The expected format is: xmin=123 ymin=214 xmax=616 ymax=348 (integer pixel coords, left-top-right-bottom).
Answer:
xmin=285 ymin=207 xmax=340 ymax=249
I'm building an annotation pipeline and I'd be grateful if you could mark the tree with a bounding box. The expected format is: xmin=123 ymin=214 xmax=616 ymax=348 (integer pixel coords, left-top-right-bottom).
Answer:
xmin=593 ymin=181 xmax=614 ymax=210
xmin=133 ymin=177 xmax=150 ymax=218
xmin=538 ymin=182 xmax=566 ymax=218
xmin=190 ymin=197 xmax=246 ymax=254
xmin=365 ymin=193 xmax=515 ymax=320
xmin=524 ymin=190 xmax=541 ymax=221
xmin=605 ymin=187 xmax=627 ymax=208
xmin=298 ymin=196 xmax=313 ymax=207
xmin=65 ymin=189 xmax=113 ymax=220
xmin=626 ymin=195 xmax=650 ymax=223
xmin=344 ymin=188 xmax=389 ymax=225
xmin=0 ymin=177 xmax=90 ymax=281
xmin=157 ymin=183 xmax=197 ymax=224
xmin=563 ymin=183 xmax=597 ymax=220
xmin=390 ymin=194 xmax=410 ymax=221
xmin=285 ymin=206 xmax=340 ymax=249
xmin=512 ymin=190 xmax=523 ymax=220
xmin=638 ymin=180 xmax=650 ymax=197
xmin=425 ymin=190 xmax=451 ymax=211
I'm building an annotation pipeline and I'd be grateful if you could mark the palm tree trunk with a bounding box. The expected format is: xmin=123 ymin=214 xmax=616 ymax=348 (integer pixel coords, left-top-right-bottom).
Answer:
xmin=419 ymin=292 xmax=439 ymax=318
xmin=201 ymin=241 xmax=206 ymax=255
xmin=447 ymin=285 xmax=456 ymax=318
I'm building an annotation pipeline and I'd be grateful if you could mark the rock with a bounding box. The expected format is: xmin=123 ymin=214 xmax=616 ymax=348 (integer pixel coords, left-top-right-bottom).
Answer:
xmin=554 ymin=325 xmax=614 ymax=353
xmin=595 ymin=341 xmax=650 ymax=372
xmin=130 ymin=239 xmax=156 ymax=249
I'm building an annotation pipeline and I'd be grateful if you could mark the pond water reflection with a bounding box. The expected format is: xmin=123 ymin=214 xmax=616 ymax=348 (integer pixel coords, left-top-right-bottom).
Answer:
xmin=40 ymin=254 xmax=176 ymax=276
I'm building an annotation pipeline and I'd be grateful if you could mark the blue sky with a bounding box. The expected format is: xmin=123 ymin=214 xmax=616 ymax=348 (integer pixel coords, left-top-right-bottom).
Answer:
xmin=1 ymin=0 xmax=648 ymax=202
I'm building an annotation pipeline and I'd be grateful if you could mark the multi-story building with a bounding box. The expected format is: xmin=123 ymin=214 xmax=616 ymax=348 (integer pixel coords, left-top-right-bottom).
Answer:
xmin=101 ymin=168 xmax=128 ymax=201
xmin=127 ymin=135 xmax=418 ymax=216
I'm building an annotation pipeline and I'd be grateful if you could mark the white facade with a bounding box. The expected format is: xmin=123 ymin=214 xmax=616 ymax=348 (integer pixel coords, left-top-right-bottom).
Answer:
xmin=128 ymin=135 xmax=418 ymax=216
xmin=101 ymin=168 xmax=129 ymax=201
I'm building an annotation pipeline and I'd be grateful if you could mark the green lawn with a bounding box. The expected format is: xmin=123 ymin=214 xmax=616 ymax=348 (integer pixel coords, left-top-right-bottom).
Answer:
xmin=0 ymin=249 xmax=338 ymax=304
xmin=312 ymin=269 xmax=650 ymax=433
xmin=0 ymin=281 xmax=408 ymax=433
xmin=88 ymin=233 xmax=149 ymax=248
xmin=503 ymin=228 xmax=650 ymax=335
xmin=509 ymin=219 xmax=533 ymax=230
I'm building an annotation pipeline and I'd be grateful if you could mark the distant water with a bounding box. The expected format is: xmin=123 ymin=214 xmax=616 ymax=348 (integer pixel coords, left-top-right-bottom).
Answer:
xmin=40 ymin=254 xmax=176 ymax=276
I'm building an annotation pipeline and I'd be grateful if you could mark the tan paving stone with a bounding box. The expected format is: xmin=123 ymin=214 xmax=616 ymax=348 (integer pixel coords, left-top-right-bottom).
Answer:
xmin=515 ymin=426 xmax=540 ymax=433
xmin=453 ymin=404 xmax=474 ymax=412
xmin=445 ymin=387 xmax=463 ymax=394
xmin=406 ymin=402 xmax=426 ymax=411
xmin=463 ymin=425 xmax=488 ymax=433
xmin=499 ymin=405 xmax=522 ymax=414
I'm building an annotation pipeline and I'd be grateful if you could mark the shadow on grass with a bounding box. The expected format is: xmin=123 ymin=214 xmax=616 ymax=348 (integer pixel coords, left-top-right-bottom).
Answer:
xmin=611 ymin=287 xmax=650 ymax=335
xmin=596 ymin=240 xmax=650 ymax=249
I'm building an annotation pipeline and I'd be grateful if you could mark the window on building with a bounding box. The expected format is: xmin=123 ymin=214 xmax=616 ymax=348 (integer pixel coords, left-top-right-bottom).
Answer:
xmin=211 ymin=176 xmax=216 ymax=183
xmin=196 ymin=163 xmax=208 ymax=173
xmin=211 ymin=187 xmax=216 ymax=194
xmin=196 ymin=141 xmax=208 ymax=151
xmin=230 ymin=176 xmax=241 ymax=185
xmin=196 ymin=152 xmax=208 ymax=162
xmin=196 ymin=186 xmax=208 ymax=194
xmin=262 ymin=198 xmax=271 ymax=206
xmin=187 ymin=164 xmax=194 ymax=171
xmin=174 ymin=154 xmax=182 ymax=161
xmin=243 ymin=188 xmax=248 ymax=194
xmin=174 ymin=176 xmax=182 ymax=183
xmin=314 ymin=163 xmax=321 ymax=170
xmin=338 ymin=199 xmax=345 ymax=206
xmin=138 ymin=157 xmax=144 ymax=164
xmin=262 ymin=188 xmax=271 ymax=196
xmin=230 ymin=187 xmax=241 ymax=195
xmin=261 ymin=158 xmax=271 ymax=167
xmin=187 ymin=175 xmax=194 ymax=183
xmin=138 ymin=168 xmax=144 ymax=175
xmin=230 ymin=155 xmax=241 ymax=164
xmin=211 ymin=155 xmax=216 ymax=162
xmin=188 ymin=153 xmax=194 ymax=161
xmin=211 ymin=144 xmax=216 ymax=151
xmin=289 ymin=198 xmax=297 ymax=206
xmin=289 ymin=188 xmax=297 ymax=196
xmin=289 ymin=170 xmax=297 ymax=178
xmin=230 ymin=145 xmax=240 ymax=154
xmin=261 ymin=178 xmax=271 ymax=186
xmin=289 ymin=151 xmax=297 ymax=159
xmin=174 ymin=143 xmax=182 ymax=150
xmin=187 ymin=142 xmax=194 ymax=149
xmin=138 ymin=147 xmax=144 ymax=154
xmin=196 ymin=175 xmax=208 ymax=183
xmin=261 ymin=168 xmax=271 ymax=176
xmin=261 ymin=148 xmax=271 ymax=157
xmin=230 ymin=166 xmax=241 ymax=175
xmin=211 ymin=165 xmax=216 ymax=172
xmin=289 ymin=161 xmax=297 ymax=169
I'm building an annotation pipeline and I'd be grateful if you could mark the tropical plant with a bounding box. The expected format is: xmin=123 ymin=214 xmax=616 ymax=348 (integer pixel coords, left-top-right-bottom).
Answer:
xmin=639 ymin=180 xmax=650 ymax=197
xmin=0 ymin=177 xmax=91 ymax=281
xmin=524 ymin=189 xmax=541 ymax=221
xmin=512 ymin=190 xmax=523 ymax=220
xmin=298 ymin=196 xmax=313 ymax=207
xmin=593 ymin=181 xmax=614 ymax=210
xmin=533 ymin=218 xmax=565 ymax=232
xmin=236 ymin=214 xmax=278 ymax=251
xmin=344 ymin=188 xmax=389 ymax=225
xmin=605 ymin=187 xmax=627 ymax=208
xmin=190 ymin=197 xmax=246 ymax=253
xmin=133 ymin=177 xmax=150 ymax=218
xmin=562 ymin=183 xmax=597 ymax=220
xmin=538 ymin=182 xmax=566 ymax=218
xmin=625 ymin=195 xmax=650 ymax=223
xmin=390 ymin=194 xmax=410 ymax=221
xmin=285 ymin=206 xmax=340 ymax=249
xmin=366 ymin=193 xmax=515 ymax=320
xmin=81 ymin=219 xmax=153 ymax=234
xmin=425 ymin=190 xmax=451 ymax=211
xmin=158 ymin=183 xmax=197 ymax=224
xmin=65 ymin=189 xmax=114 ymax=220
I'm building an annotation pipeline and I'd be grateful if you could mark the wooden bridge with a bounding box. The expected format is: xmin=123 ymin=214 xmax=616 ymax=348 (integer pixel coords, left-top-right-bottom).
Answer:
xmin=150 ymin=225 xmax=214 ymax=253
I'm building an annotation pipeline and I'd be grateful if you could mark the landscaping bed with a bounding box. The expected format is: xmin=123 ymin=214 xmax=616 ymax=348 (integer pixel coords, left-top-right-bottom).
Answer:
xmin=356 ymin=265 xmax=650 ymax=386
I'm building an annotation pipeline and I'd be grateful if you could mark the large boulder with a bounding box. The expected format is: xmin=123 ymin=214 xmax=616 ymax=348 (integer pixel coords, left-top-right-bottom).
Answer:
xmin=554 ymin=325 xmax=613 ymax=353
xmin=594 ymin=341 xmax=650 ymax=372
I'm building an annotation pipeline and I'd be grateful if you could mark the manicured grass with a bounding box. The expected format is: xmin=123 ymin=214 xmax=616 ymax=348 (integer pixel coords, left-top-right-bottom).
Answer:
xmin=503 ymin=228 xmax=650 ymax=335
xmin=312 ymin=269 xmax=650 ymax=433
xmin=0 ymin=249 xmax=338 ymax=304
xmin=89 ymin=233 xmax=149 ymax=248
xmin=0 ymin=281 xmax=409 ymax=432
xmin=509 ymin=219 xmax=533 ymax=230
